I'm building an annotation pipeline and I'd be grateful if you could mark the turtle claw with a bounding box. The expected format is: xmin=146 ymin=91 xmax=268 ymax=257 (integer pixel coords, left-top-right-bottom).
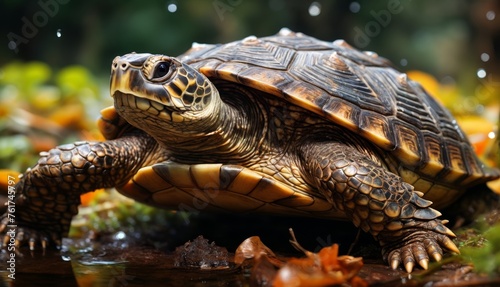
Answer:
xmin=386 ymin=229 xmax=460 ymax=272
xmin=391 ymin=258 xmax=400 ymax=270
xmin=440 ymin=236 xmax=460 ymax=254
xmin=387 ymin=242 xmax=425 ymax=272
xmin=388 ymin=244 xmax=427 ymax=273
xmin=0 ymin=224 xmax=60 ymax=251
xmin=405 ymin=261 xmax=415 ymax=273
xmin=419 ymin=258 xmax=429 ymax=270
xmin=431 ymin=252 xmax=442 ymax=262
xmin=41 ymin=238 xmax=49 ymax=249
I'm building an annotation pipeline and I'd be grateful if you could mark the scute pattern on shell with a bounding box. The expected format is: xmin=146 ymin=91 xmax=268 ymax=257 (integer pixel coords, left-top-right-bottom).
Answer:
xmin=178 ymin=30 xmax=496 ymax=187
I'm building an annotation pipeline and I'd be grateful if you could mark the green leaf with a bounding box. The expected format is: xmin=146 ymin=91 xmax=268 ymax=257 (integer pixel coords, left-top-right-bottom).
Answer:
xmin=24 ymin=62 xmax=52 ymax=87
xmin=56 ymin=66 xmax=98 ymax=99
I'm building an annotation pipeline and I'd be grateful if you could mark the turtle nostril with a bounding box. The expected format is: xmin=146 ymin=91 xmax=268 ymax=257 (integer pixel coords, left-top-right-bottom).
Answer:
xmin=111 ymin=59 xmax=129 ymax=71
xmin=111 ymin=56 xmax=121 ymax=70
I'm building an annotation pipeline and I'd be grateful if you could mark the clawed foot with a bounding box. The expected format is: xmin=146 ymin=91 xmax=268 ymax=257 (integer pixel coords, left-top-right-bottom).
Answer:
xmin=386 ymin=232 xmax=459 ymax=272
xmin=0 ymin=217 xmax=62 ymax=251
xmin=381 ymin=220 xmax=460 ymax=273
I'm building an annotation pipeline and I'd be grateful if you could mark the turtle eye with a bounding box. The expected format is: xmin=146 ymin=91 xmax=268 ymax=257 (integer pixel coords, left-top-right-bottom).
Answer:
xmin=152 ymin=62 xmax=171 ymax=81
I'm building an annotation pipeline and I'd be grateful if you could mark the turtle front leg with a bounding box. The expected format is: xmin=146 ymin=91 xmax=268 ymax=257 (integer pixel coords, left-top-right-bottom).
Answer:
xmin=0 ymin=131 xmax=166 ymax=249
xmin=300 ymin=142 xmax=459 ymax=272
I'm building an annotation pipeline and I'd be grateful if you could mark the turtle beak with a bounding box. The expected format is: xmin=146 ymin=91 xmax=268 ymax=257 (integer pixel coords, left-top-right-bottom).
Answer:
xmin=109 ymin=53 xmax=178 ymax=116
xmin=110 ymin=53 xmax=151 ymax=97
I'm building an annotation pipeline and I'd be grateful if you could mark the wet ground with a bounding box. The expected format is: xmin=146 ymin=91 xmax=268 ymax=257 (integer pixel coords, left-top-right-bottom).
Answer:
xmin=1 ymin=212 xmax=500 ymax=287
xmin=1 ymin=245 xmax=500 ymax=287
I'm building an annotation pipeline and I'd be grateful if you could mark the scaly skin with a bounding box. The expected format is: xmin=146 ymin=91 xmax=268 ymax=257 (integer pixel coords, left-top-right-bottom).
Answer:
xmin=0 ymin=130 xmax=167 ymax=249
xmin=300 ymin=141 xmax=459 ymax=272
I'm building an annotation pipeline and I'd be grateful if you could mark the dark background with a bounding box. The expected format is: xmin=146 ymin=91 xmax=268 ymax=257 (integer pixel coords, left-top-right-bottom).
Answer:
xmin=1 ymin=0 xmax=499 ymax=87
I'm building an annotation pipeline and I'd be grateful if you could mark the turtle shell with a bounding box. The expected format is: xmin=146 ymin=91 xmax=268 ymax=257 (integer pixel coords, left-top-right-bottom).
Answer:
xmin=104 ymin=29 xmax=499 ymax=213
xmin=175 ymin=29 xmax=498 ymax=191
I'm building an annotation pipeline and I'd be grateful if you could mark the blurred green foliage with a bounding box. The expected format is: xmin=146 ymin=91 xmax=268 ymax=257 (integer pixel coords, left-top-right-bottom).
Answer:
xmin=0 ymin=61 xmax=104 ymax=171
xmin=70 ymin=188 xmax=192 ymax=248
xmin=459 ymin=216 xmax=500 ymax=275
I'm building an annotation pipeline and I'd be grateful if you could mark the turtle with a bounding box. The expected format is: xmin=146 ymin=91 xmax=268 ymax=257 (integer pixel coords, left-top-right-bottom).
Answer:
xmin=2 ymin=28 xmax=499 ymax=273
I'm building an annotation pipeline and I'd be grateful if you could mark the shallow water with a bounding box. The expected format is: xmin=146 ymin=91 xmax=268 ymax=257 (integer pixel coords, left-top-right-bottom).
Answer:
xmin=2 ymin=238 xmax=500 ymax=287
xmin=1 ymin=213 xmax=500 ymax=286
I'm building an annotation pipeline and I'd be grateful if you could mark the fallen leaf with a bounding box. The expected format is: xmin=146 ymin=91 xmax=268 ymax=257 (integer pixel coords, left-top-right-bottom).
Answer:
xmin=234 ymin=236 xmax=281 ymax=266
xmin=273 ymin=243 xmax=366 ymax=287
xmin=234 ymin=230 xmax=367 ymax=287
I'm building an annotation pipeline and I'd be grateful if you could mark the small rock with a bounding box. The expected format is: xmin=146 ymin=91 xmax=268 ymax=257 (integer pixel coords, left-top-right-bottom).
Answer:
xmin=173 ymin=235 xmax=229 ymax=269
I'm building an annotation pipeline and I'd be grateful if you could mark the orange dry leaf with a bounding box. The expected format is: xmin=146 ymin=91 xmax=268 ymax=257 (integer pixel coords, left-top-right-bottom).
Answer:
xmin=234 ymin=236 xmax=281 ymax=265
xmin=274 ymin=230 xmax=366 ymax=287
xmin=234 ymin=230 xmax=367 ymax=287
xmin=235 ymin=236 xmax=284 ymax=286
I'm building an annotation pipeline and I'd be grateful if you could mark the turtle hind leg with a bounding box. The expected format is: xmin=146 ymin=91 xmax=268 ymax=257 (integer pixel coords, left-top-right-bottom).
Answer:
xmin=300 ymin=141 xmax=459 ymax=272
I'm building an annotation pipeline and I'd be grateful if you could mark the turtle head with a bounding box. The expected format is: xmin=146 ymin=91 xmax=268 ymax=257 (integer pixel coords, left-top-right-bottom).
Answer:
xmin=110 ymin=53 xmax=221 ymax=143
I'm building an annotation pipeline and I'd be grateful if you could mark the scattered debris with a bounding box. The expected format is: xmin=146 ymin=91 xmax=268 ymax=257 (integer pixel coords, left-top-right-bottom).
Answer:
xmin=173 ymin=235 xmax=230 ymax=270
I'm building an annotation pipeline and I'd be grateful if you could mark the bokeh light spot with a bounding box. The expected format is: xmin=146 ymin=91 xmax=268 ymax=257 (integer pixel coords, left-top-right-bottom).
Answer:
xmin=477 ymin=69 xmax=486 ymax=79
xmin=480 ymin=52 xmax=490 ymax=62
xmin=486 ymin=11 xmax=496 ymax=21
xmin=308 ymin=2 xmax=321 ymax=17
xmin=350 ymin=2 xmax=361 ymax=13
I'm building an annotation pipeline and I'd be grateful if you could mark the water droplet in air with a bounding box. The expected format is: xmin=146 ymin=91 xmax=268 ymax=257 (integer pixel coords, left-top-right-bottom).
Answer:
xmin=167 ymin=1 xmax=177 ymax=13
xmin=477 ymin=68 xmax=486 ymax=79
xmin=480 ymin=52 xmax=490 ymax=62
xmin=308 ymin=2 xmax=321 ymax=16
xmin=350 ymin=2 xmax=361 ymax=13
xmin=486 ymin=11 xmax=496 ymax=21
xmin=56 ymin=29 xmax=62 ymax=37
xmin=400 ymin=58 xmax=408 ymax=66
